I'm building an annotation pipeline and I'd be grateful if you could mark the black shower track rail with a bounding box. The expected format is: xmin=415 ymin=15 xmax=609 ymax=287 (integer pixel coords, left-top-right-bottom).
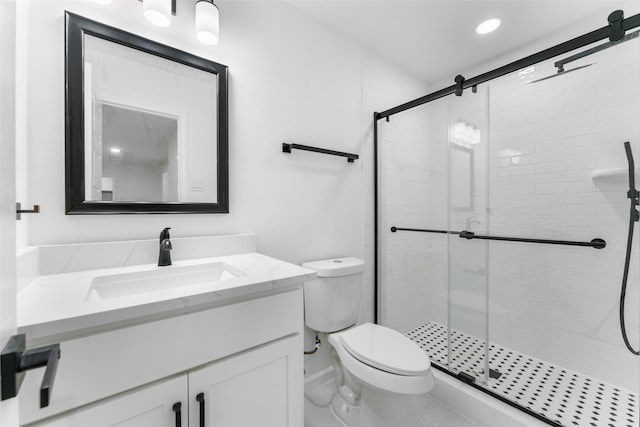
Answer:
xmin=390 ymin=226 xmax=607 ymax=249
xmin=373 ymin=11 xmax=640 ymax=120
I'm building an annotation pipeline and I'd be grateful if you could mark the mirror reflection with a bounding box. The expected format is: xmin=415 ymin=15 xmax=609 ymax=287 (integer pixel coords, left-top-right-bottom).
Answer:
xmin=93 ymin=104 xmax=178 ymax=202
xmin=84 ymin=34 xmax=218 ymax=204
xmin=450 ymin=143 xmax=474 ymax=211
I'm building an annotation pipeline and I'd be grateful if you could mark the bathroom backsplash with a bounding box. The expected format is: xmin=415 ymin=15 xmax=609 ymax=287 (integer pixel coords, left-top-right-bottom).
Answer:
xmin=17 ymin=234 xmax=257 ymax=282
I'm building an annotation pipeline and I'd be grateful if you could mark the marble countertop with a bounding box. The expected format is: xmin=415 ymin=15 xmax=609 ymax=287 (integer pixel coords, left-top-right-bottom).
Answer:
xmin=18 ymin=252 xmax=315 ymax=343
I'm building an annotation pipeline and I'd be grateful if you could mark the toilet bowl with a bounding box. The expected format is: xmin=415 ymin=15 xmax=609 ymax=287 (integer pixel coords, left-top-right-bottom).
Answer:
xmin=327 ymin=323 xmax=434 ymax=427
xmin=302 ymin=257 xmax=434 ymax=427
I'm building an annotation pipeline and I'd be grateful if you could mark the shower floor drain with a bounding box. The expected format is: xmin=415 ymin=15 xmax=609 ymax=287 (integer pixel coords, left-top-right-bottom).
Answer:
xmin=406 ymin=322 xmax=639 ymax=427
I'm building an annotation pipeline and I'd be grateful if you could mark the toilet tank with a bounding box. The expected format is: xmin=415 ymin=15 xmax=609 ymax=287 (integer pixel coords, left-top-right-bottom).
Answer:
xmin=302 ymin=257 xmax=365 ymax=333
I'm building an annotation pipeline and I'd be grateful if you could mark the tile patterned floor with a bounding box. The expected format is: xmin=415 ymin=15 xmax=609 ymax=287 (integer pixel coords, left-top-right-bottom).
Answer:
xmin=406 ymin=322 xmax=639 ymax=427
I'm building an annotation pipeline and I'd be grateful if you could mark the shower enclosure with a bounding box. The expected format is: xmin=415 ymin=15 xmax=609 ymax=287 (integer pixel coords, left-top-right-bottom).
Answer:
xmin=375 ymin=10 xmax=640 ymax=427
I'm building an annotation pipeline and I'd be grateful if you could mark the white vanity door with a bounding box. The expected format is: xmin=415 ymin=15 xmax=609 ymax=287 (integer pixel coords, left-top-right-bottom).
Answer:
xmin=30 ymin=375 xmax=187 ymax=427
xmin=188 ymin=335 xmax=303 ymax=427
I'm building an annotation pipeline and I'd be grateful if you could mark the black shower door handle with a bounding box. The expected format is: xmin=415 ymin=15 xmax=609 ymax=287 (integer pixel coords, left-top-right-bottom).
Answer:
xmin=172 ymin=401 xmax=182 ymax=427
xmin=196 ymin=392 xmax=205 ymax=427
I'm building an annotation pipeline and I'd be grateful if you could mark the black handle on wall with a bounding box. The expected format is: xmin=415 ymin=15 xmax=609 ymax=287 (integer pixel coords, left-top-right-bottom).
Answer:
xmin=16 ymin=202 xmax=40 ymax=221
xmin=1 ymin=334 xmax=61 ymax=408
xmin=172 ymin=402 xmax=182 ymax=427
xmin=196 ymin=392 xmax=205 ymax=427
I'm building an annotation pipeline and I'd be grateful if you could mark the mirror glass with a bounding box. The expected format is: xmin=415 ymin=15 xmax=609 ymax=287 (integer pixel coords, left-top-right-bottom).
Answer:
xmin=66 ymin=12 xmax=228 ymax=214
xmin=94 ymin=104 xmax=180 ymax=202
xmin=450 ymin=143 xmax=474 ymax=211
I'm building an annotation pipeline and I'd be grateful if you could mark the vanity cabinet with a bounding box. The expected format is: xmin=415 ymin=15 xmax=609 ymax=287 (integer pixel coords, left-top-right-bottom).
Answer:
xmin=19 ymin=288 xmax=303 ymax=427
xmin=188 ymin=335 xmax=300 ymax=427
xmin=30 ymin=375 xmax=188 ymax=427
xmin=29 ymin=336 xmax=300 ymax=427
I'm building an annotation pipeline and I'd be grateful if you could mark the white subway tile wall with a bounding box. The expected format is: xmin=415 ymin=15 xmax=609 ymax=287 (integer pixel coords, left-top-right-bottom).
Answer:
xmin=487 ymin=38 xmax=640 ymax=391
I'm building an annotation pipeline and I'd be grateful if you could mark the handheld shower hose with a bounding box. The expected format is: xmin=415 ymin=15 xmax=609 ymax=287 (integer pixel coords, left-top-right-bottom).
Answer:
xmin=621 ymin=141 xmax=639 ymax=355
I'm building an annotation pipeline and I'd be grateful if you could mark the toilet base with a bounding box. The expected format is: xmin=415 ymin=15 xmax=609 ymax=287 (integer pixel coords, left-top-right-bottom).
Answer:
xmin=358 ymin=386 xmax=416 ymax=427
xmin=331 ymin=384 xmax=419 ymax=427
xmin=331 ymin=392 xmax=359 ymax=427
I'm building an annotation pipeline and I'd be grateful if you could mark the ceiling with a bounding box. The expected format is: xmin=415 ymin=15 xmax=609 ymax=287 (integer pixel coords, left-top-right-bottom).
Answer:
xmin=289 ymin=1 xmax=640 ymax=85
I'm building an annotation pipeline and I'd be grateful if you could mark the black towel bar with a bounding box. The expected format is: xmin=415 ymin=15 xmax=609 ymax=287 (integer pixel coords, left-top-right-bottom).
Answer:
xmin=282 ymin=143 xmax=359 ymax=163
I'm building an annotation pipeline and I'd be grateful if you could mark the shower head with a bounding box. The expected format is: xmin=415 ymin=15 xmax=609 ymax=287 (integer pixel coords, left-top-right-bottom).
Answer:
xmin=527 ymin=29 xmax=639 ymax=85
xmin=526 ymin=63 xmax=593 ymax=84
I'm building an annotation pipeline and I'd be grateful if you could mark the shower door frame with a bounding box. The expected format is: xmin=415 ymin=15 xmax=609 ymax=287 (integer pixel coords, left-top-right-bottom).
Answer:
xmin=373 ymin=9 xmax=640 ymax=427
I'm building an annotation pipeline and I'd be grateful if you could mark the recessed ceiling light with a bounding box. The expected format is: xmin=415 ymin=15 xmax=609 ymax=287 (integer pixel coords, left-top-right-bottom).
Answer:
xmin=476 ymin=18 xmax=501 ymax=35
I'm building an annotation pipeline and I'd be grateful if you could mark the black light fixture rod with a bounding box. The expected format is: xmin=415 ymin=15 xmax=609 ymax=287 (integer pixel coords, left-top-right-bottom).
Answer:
xmin=391 ymin=227 xmax=606 ymax=249
xmin=282 ymin=143 xmax=359 ymax=162
xmin=376 ymin=11 xmax=640 ymax=120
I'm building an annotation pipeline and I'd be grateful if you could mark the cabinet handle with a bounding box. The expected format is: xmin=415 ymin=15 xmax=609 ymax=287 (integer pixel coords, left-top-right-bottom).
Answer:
xmin=196 ymin=392 xmax=205 ymax=427
xmin=172 ymin=401 xmax=182 ymax=427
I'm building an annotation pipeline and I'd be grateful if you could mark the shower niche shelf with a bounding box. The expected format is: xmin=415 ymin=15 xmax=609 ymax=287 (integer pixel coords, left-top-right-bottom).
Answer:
xmin=590 ymin=168 xmax=639 ymax=181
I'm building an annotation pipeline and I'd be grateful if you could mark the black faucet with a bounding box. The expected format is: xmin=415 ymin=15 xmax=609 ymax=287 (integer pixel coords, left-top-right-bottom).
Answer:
xmin=158 ymin=227 xmax=172 ymax=266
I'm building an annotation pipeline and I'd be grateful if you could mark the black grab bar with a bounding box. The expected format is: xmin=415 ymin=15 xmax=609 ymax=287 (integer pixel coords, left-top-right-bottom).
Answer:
xmin=390 ymin=226 xmax=606 ymax=249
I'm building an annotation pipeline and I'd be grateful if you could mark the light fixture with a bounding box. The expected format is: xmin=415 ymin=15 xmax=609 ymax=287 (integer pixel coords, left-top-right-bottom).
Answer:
xmin=110 ymin=147 xmax=121 ymax=154
xmin=196 ymin=0 xmax=220 ymax=45
xmin=465 ymin=125 xmax=474 ymax=141
xmin=452 ymin=121 xmax=482 ymax=146
xmin=453 ymin=122 xmax=466 ymax=140
xmin=103 ymin=0 xmax=220 ymax=45
xmin=476 ymin=18 xmax=501 ymax=35
xmin=143 ymin=0 xmax=173 ymax=27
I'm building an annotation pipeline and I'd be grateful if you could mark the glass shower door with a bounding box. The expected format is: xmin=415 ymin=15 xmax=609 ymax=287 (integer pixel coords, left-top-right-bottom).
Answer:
xmin=447 ymin=87 xmax=490 ymax=385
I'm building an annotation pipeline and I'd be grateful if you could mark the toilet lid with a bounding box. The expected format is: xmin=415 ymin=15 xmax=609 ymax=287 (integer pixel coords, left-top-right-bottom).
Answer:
xmin=339 ymin=323 xmax=431 ymax=376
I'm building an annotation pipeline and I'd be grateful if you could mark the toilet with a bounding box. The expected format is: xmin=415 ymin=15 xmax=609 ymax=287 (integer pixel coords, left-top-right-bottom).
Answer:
xmin=302 ymin=257 xmax=434 ymax=427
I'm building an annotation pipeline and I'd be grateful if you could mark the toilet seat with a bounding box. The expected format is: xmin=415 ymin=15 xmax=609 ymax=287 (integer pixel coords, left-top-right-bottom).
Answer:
xmin=339 ymin=323 xmax=431 ymax=376
xmin=328 ymin=323 xmax=434 ymax=395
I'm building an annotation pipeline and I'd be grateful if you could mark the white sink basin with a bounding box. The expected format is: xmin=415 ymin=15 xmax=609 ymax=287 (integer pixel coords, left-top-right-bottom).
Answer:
xmin=85 ymin=262 xmax=245 ymax=301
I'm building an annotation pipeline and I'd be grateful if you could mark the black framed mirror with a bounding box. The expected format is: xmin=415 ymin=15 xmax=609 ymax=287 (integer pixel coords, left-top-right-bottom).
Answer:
xmin=65 ymin=12 xmax=228 ymax=214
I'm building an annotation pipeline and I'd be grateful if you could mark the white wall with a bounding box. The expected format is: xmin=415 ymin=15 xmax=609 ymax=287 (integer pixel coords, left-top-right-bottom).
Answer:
xmin=363 ymin=55 xmax=431 ymax=332
xmin=104 ymin=160 xmax=164 ymax=202
xmin=300 ymin=49 xmax=429 ymax=377
xmin=20 ymin=0 xmax=363 ymax=266
xmin=18 ymin=0 xmax=429 ymax=379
